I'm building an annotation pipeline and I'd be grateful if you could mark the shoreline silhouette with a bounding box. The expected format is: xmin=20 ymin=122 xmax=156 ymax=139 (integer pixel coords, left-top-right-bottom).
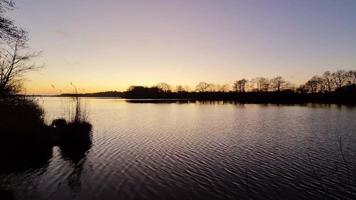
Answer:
xmin=56 ymin=84 xmax=356 ymax=105
xmin=52 ymin=70 xmax=356 ymax=104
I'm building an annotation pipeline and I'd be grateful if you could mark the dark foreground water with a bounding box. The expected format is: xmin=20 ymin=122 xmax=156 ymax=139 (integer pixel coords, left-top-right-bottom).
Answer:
xmin=1 ymin=97 xmax=356 ymax=200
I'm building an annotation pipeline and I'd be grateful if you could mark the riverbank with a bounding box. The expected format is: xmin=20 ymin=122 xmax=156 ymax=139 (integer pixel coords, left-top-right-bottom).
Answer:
xmin=0 ymin=97 xmax=92 ymax=169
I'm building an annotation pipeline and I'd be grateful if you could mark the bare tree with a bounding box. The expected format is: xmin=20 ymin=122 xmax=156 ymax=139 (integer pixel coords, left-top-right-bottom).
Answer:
xmin=0 ymin=0 xmax=21 ymax=40
xmin=346 ymin=70 xmax=356 ymax=85
xmin=270 ymin=76 xmax=285 ymax=92
xmin=301 ymin=70 xmax=356 ymax=93
xmin=322 ymin=71 xmax=334 ymax=92
xmin=240 ymin=79 xmax=248 ymax=92
xmin=297 ymin=84 xmax=308 ymax=93
xmin=331 ymin=70 xmax=347 ymax=89
xmin=0 ymin=0 xmax=40 ymax=95
xmin=233 ymin=81 xmax=238 ymax=92
xmin=156 ymin=82 xmax=172 ymax=93
xmin=304 ymin=76 xmax=324 ymax=93
xmin=233 ymin=79 xmax=248 ymax=92
xmin=195 ymin=82 xmax=210 ymax=92
xmin=0 ymin=31 xmax=40 ymax=95
xmin=252 ymin=77 xmax=270 ymax=92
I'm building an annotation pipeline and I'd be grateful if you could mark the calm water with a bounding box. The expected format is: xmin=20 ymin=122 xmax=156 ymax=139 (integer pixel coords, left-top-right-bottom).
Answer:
xmin=1 ymin=97 xmax=356 ymax=200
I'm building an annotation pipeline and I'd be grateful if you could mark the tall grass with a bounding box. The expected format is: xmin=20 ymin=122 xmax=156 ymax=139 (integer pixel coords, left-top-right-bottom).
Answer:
xmin=68 ymin=83 xmax=89 ymax=123
xmin=72 ymin=95 xmax=88 ymax=123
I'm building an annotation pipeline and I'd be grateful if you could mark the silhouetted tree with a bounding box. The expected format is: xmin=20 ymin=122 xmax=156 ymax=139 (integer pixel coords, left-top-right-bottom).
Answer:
xmin=331 ymin=70 xmax=347 ymax=89
xmin=322 ymin=71 xmax=334 ymax=92
xmin=195 ymin=82 xmax=210 ymax=92
xmin=233 ymin=79 xmax=247 ymax=92
xmin=175 ymin=85 xmax=185 ymax=93
xmin=233 ymin=81 xmax=238 ymax=92
xmin=0 ymin=0 xmax=22 ymax=40
xmin=346 ymin=70 xmax=356 ymax=85
xmin=270 ymin=76 xmax=285 ymax=92
xmin=297 ymin=84 xmax=308 ymax=93
xmin=156 ymin=82 xmax=172 ymax=93
xmin=126 ymin=86 xmax=161 ymax=98
xmin=0 ymin=1 xmax=40 ymax=95
xmin=0 ymin=29 xmax=40 ymax=95
xmin=252 ymin=77 xmax=270 ymax=92
xmin=304 ymin=76 xmax=324 ymax=93
xmin=302 ymin=70 xmax=356 ymax=93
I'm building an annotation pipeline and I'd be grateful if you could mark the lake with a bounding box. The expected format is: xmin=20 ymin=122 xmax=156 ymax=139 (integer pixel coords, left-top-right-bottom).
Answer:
xmin=1 ymin=97 xmax=356 ymax=200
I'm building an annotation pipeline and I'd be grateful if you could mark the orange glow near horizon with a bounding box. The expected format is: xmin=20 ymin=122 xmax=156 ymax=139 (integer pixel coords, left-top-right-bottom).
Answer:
xmin=10 ymin=0 xmax=356 ymax=95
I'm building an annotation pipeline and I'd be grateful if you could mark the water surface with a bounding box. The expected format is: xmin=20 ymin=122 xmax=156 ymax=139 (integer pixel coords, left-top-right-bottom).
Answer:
xmin=1 ymin=97 xmax=356 ymax=200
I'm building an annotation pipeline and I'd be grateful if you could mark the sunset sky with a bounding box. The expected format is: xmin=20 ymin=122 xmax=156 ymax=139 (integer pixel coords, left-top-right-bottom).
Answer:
xmin=10 ymin=0 xmax=356 ymax=94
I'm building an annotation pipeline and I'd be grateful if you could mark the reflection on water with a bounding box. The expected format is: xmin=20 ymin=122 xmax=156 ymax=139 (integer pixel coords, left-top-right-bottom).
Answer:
xmin=0 ymin=118 xmax=92 ymax=200
xmin=1 ymin=97 xmax=356 ymax=200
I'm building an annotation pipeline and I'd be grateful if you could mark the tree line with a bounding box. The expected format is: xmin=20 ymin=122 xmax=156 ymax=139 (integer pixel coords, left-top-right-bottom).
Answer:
xmin=125 ymin=70 xmax=356 ymax=95
xmin=299 ymin=70 xmax=356 ymax=93
xmin=118 ymin=70 xmax=356 ymax=104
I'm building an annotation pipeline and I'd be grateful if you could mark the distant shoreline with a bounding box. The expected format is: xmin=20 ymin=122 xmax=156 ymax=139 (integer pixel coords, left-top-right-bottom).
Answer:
xmin=26 ymin=85 xmax=356 ymax=105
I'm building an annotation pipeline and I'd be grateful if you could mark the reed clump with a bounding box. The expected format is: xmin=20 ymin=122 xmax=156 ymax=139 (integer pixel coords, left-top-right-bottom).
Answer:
xmin=0 ymin=95 xmax=92 ymax=162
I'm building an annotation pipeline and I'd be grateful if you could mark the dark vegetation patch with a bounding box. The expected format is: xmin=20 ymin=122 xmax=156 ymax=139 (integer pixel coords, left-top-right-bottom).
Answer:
xmin=0 ymin=97 xmax=92 ymax=173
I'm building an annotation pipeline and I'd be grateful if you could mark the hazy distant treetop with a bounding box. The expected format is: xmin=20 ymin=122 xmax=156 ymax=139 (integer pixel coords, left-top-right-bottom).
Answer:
xmin=251 ymin=77 xmax=270 ymax=92
xmin=156 ymin=82 xmax=172 ymax=93
xmin=217 ymin=84 xmax=230 ymax=92
xmin=195 ymin=82 xmax=210 ymax=92
xmin=270 ymin=76 xmax=285 ymax=92
xmin=233 ymin=79 xmax=248 ymax=92
xmin=175 ymin=85 xmax=185 ymax=93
